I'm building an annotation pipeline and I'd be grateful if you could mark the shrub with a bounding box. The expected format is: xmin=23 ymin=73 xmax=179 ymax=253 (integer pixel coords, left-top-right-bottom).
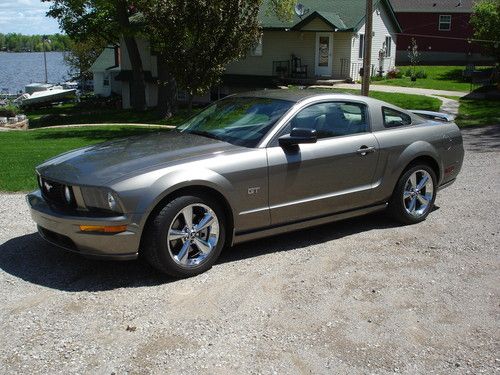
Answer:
xmin=387 ymin=68 xmax=403 ymax=79
xmin=0 ymin=105 xmax=19 ymax=118
xmin=415 ymin=69 xmax=428 ymax=79
xmin=404 ymin=68 xmax=413 ymax=77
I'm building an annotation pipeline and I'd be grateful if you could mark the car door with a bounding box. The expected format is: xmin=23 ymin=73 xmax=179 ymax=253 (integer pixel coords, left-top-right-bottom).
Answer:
xmin=266 ymin=100 xmax=380 ymax=226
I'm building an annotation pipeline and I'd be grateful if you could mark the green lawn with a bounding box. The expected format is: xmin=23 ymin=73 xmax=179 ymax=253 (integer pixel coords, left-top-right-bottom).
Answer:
xmin=0 ymin=126 xmax=169 ymax=192
xmin=309 ymin=88 xmax=442 ymax=111
xmin=26 ymin=103 xmax=193 ymax=128
xmin=455 ymin=99 xmax=500 ymax=128
xmin=371 ymin=65 xmax=488 ymax=92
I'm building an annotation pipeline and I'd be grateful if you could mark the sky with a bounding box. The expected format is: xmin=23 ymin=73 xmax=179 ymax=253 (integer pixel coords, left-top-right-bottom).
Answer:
xmin=0 ymin=0 xmax=62 ymax=35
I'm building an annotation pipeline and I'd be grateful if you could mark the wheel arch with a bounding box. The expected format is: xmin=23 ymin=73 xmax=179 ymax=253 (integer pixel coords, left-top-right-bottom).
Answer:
xmin=139 ymin=184 xmax=235 ymax=254
xmin=403 ymin=155 xmax=441 ymax=183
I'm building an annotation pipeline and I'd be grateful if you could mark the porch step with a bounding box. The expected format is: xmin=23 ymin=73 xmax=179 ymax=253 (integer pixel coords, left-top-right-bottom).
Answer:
xmin=279 ymin=77 xmax=346 ymax=86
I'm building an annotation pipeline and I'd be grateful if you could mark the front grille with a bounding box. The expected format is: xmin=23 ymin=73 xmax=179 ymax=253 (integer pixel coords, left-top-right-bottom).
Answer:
xmin=38 ymin=176 xmax=76 ymax=209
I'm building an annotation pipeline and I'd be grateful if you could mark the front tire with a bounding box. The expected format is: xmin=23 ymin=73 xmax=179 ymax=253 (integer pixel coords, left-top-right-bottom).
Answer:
xmin=143 ymin=194 xmax=226 ymax=278
xmin=389 ymin=165 xmax=437 ymax=225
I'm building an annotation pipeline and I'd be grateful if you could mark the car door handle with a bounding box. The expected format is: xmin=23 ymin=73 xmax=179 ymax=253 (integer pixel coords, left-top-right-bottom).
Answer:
xmin=356 ymin=146 xmax=376 ymax=156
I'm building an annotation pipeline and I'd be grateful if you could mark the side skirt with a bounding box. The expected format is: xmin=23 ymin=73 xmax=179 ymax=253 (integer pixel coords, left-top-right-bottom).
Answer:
xmin=232 ymin=203 xmax=388 ymax=245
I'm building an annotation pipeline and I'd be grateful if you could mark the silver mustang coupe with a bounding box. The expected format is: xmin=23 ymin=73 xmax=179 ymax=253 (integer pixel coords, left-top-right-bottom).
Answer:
xmin=27 ymin=91 xmax=464 ymax=277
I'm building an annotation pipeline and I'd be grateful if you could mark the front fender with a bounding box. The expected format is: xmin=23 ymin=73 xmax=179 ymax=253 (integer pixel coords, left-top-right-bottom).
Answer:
xmin=134 ymin=167 xmax=235 ymax=230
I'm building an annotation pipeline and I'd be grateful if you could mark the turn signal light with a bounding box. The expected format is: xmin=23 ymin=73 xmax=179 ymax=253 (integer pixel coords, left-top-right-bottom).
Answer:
xmin=79 ymin=225 xmax=127 ymax=233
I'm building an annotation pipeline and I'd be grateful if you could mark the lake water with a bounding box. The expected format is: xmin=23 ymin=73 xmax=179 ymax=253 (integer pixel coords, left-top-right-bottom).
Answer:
xmin=0 ymin=52 xmax=71 ymax=94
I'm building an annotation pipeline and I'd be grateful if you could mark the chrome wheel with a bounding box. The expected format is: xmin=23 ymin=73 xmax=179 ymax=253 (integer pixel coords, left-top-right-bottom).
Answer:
xmin=403 ymin=169 xmax=434 ymax=217
xmin=167 ymin=203 xmax=220 ymax=268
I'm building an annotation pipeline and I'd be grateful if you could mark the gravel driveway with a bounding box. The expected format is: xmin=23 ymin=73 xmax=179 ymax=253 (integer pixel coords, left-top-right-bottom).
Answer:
xmin=0 ymin=126 xmax=498 ymax=374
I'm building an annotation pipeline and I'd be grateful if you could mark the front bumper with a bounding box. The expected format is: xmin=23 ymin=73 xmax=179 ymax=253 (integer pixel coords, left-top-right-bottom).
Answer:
xmin=27 ymin=190 xmax=140 ymax=260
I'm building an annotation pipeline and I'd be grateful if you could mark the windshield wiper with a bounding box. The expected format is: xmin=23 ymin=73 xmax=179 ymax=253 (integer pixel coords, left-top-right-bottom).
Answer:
xmin=186 ymin=130 xmax=224 ymax=142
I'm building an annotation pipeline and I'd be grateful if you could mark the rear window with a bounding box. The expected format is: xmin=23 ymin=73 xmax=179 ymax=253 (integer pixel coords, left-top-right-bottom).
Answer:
xmin=382 ymin=107 xmax=412 ymax=128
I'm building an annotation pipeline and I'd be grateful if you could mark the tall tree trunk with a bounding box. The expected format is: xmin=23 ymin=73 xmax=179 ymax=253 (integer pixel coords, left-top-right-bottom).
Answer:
xmin=157 ymin=54 xmax=177 ymax=118
xmin=116 ymin=1 xmax=146 ymax=110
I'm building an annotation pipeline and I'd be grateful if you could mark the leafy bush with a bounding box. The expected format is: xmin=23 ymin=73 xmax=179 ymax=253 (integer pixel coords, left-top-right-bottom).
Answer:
xmin=415 ymin=69 xmax=428 ymax=79
xmin=0 ymin=105 xmax=19 ymax=118
xmin=387 ymin=68 xmax=403 ymax=79
xmin=404 ymin=68 xmax=413 ymax=77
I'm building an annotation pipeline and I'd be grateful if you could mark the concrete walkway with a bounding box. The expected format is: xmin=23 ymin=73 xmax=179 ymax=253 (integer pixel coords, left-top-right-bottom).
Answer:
xmin=332 ymin=83 xmax=468 ymax=98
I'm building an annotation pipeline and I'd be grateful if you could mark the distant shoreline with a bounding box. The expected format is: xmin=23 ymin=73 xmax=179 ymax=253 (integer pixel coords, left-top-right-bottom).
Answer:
xmin=0 ymin=51 xmax=69 ymax=53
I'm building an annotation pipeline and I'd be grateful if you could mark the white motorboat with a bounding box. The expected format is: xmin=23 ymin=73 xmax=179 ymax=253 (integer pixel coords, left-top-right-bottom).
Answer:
xmin=15 ymin=84 xmax=76 ymax=106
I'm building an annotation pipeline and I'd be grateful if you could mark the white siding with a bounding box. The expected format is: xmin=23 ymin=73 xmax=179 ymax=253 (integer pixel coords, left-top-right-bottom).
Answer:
xmin=332 ymin=32 xmax=354 ymax=78
xmin=119 ymin=37 xmax=158 ymax=108
xmin=350 ymin=3 xmax=397 ymax=80
xmin=227 ymin=30 xmax=354 ymax=79
xmin=226 ymin=31 xmax=316 ymax=77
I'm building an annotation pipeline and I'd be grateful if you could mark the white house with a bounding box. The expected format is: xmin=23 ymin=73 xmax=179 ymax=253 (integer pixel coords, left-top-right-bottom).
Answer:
xmin=90 ymin=46 xmax=122 ymax=98
xmin=95 ymin=0 xmax=400 ymax=108
xmin=226 ymin=0 xmax=400 ymax=81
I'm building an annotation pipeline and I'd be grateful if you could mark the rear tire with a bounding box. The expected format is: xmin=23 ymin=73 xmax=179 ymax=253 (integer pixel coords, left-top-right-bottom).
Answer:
xmin=389 ymin=165 xmax=437 ymax=225
xmin=142 ymin=194 xmax=226 ymax=278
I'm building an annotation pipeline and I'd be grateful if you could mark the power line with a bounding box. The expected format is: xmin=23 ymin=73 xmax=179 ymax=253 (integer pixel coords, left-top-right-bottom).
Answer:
xmin=395 ymin=32 xmax=500 ymax=44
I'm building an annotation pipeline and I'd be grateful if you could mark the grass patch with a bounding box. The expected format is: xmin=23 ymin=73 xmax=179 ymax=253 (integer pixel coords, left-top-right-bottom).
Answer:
xmin=26 ymin=102 xmax=193 ymax=128
xmin=0 ymin=125 xmax=169 ymax=192
xmin=0 ymin=91 xmax=443 ymax=192
xmin=455 ymin=99 xmax=500 ymax=128
xmin=309 ymin=88 xmax=442 ymax=111
xmin=371 ymin=65 xmax=491 ymax=92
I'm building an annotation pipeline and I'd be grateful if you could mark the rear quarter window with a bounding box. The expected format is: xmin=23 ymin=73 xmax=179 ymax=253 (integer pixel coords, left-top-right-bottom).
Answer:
xmin=382 ymin=107 xmax=412 ymax=128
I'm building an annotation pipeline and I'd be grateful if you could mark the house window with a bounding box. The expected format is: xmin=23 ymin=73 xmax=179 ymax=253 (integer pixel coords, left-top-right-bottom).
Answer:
xmin=250 ymin=36 xmax=263 ymax=56
xmin=385 ymin=36 xmax=392 ymax=57
xmin=358 ymin=34 xmax=364 ymax=59
xmin=439 ymin=15 xmax=451 ymax=31
xmin=103 ymin=74 xmax=110 ymax=86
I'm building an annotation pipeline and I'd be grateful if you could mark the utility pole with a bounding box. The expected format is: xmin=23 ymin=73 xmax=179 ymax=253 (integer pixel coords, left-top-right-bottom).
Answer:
xmin=361 ymin=0 xmax=373 ymax=96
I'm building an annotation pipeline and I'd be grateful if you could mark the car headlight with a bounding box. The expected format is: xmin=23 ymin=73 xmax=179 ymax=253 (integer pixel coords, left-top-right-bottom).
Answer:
xmin=107 ymin=192 xmax=117 ymax=211
xmin=64 ymin=186 xmax=72 ymax=204
xmin=80 ymin=187 xmax=123 ymax=213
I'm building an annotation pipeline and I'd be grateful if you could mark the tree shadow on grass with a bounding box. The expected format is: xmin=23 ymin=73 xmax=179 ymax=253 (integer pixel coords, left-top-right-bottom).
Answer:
xmin=435 ymin=68 xmax=465 ymax=82
xmin=0 ymin=211 xmax=406 ymax=292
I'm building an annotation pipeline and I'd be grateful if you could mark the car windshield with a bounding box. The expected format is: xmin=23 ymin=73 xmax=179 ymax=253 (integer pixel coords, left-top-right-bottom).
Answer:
xmin=177 ymin=96 xmax=294 ymax=147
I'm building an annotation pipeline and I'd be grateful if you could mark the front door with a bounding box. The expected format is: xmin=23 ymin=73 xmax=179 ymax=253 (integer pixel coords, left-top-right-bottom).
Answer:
xmin=315 ymin=33 xmax=333 ymax=76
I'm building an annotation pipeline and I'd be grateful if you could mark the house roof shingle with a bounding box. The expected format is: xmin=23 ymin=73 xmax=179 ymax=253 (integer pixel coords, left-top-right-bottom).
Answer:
xmin=259 ymin=0 xmax=401 ymax=32
xmin=390 ymin=0 xmax=476 ymax=13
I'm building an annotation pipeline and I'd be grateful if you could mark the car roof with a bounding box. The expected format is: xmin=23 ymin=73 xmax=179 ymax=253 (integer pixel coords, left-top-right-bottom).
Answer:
xmin=231 ymin=89 xmax=426 ymax=124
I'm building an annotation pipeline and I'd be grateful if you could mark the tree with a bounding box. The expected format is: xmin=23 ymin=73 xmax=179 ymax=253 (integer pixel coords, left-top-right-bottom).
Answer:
xmin=139 ymin=0 xmax=261 ymax=113
xmin=470 ymin=0 xmax=500 ymax=62
xmin=44 ymin=0 xmax=148 ymax=110
xmin=64 ymin=37 xmax=106 ymax=82
xmin=138 ymin=0 xmax=294 ymax=115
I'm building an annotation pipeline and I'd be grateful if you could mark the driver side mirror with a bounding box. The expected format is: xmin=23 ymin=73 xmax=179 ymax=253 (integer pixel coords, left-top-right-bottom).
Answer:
xmin=278 ymin=127 xmax=317 ymax=147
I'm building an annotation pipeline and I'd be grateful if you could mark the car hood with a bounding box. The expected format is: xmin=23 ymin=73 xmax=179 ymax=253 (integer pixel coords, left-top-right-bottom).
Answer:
xmin=37 ymin=130 xmax=241 ymax=185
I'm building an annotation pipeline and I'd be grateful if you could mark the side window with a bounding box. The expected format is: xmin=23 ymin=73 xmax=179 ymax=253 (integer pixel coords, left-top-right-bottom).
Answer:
xmin=287 ymin=102 xmax=368 ymax=139
xmin=382 ymin=107 xmax=412 ymax=128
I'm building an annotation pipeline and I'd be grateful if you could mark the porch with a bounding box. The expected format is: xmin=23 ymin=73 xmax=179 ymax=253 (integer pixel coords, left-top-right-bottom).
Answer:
xmin=225 ymin=29 xmax=356 ymax=81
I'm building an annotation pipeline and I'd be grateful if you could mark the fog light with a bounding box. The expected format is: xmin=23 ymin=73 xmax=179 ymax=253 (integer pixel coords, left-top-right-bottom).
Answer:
xmin=107 ymin=192 xmax=117 ymax=210
xmin=64 ymin=186 xmax=72 ymax=203
xmin=79 ymin=225 xmax=127 ymax=233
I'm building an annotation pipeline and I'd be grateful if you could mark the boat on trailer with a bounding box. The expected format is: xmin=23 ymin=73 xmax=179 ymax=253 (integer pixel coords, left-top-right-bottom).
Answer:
xmin=14 ymin=84 xmax=76 ymax=107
